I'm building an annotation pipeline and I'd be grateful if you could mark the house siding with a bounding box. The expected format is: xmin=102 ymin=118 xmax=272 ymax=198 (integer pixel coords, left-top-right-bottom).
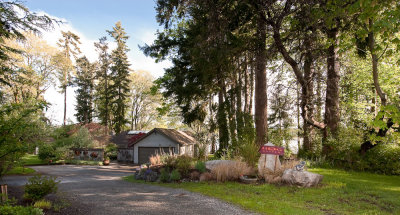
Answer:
xmin=133 ymin=132 xmax=179 ymax=163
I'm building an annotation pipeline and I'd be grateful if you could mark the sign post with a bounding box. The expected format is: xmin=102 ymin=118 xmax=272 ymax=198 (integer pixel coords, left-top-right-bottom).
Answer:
xmin=259 ymin=145 xmax=284 ymax=172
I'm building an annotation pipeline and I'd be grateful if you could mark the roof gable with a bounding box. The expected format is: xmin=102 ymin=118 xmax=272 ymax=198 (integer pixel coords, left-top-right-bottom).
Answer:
xmin=128 ymin=128 xmax=197 ymax=147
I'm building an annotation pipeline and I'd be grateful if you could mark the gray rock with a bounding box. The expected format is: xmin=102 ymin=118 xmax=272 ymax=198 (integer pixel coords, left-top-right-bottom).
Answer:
xmin=205 ymin=160 xmax=236 ymax=171
xmin=281 ymin=169 xmax=323 ymax=187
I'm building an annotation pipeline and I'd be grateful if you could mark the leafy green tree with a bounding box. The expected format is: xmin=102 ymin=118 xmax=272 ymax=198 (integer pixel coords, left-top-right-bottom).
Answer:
xmin=107 ymin=22 xmax=131 ymax=133
xmin=74 ymin=56 xmax=95 ymax=124
xmin=0 ymin=1 xmax=54 ymax=86
xmin=0 ymin=101 xmax=48 ymax=177
xmin=56 ymin=31 xmax=81 ymax=126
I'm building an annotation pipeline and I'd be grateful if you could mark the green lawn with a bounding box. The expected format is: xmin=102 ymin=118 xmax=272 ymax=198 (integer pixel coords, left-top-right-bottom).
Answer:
xmin=124 ymin=168 xmax=400 ymax=215
xmin=21 ymin=154 xmax=47 ymax=166
xmin=5 ymin=166 xmax=35 ymax=175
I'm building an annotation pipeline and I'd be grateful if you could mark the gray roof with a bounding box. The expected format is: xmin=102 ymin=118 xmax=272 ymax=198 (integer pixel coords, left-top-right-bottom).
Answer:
xmin=128 ymin=128 xmax=197 ymax=147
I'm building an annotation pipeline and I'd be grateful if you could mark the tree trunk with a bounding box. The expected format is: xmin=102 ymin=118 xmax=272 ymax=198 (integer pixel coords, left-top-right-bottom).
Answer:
xmin=217 ymin=79 xmax=229 ymax=153
xmin=254 ymin=11 xmax=268 ymax=146
xmin=63 ymin=87 xmax=67 ymax=126
xmin=302 ymin=50 xmax=315 ymax=151
xmin=324 ymin=27 xmax=340 ymax=139
xmin=368 ymin=19 xmax=386 ymax=106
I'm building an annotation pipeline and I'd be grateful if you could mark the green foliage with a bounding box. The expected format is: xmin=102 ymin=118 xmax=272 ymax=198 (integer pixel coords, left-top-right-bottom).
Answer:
xmin=108 ymin=21 xmax=131 ymax=134
xmin=238 ymin=140 xmax=260 ymax=168
xmin=24 ymin=175 xmax=59 ymax=201
xmin=364 ymin=144 xmax=400 ymax=175
xmin=74 ymin=56 xmax=95 ymax=123
xmin=0 ymin=101 xmax=48 ymax=177
xmin=175 ymin=155 xmax=192 ymax=177
xmin=38 ymin=144 xmax=58 ymax=162
xmin=33 ymin=200 xmax=52 ymax=210
xmin=159 ymin=168 xmax=170 ymax=183
xmin=169 ymin=169 xmax=181 ymax=182
xmin=70 ymin=127 xmax=93 ymax=148
xmin=105 ymin=143 xmax=118 ymax=160
xmin=0 ymin=205 xmax=43 ymax=215
xmin=194 ymin=161 xmax=206 ymax=173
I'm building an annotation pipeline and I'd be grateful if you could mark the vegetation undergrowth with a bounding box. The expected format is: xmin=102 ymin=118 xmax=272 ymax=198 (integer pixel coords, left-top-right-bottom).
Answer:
xmin=124 ymin=168 xmax=400 ymax=215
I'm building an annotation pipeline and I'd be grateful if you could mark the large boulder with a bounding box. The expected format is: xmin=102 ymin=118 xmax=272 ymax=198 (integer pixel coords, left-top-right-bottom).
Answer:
xmin=205 ymin=160 xmax=236 ymax=171
xmin=281 ymin=169 xmax=323 ymax=187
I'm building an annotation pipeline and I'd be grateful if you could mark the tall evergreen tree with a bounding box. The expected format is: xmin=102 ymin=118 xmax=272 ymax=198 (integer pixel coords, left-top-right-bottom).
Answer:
xmin=74 ymin=56 xmax=95 ymax=124
xmin=57 ymin=31 xmax=81 ymax=126
xmin=107 ymin=22 xmax=131 ymax=134
xmin=94 ymin=37 xmax=111 ymax=129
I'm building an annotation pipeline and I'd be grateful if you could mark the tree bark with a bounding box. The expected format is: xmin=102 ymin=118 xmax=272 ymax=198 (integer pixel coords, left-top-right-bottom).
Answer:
xmin=63 ymin=88 xmax=67 ymax=126
xmin=324 ymin=27 xmax=340 ymax=139
xmin=254 ymin=11 xmax=268 ymax=146
xmin=368 ymin=19 xmax=386 ymax=106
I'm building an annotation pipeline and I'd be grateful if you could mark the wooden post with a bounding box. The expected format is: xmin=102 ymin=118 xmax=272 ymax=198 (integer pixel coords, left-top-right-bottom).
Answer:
xmin=1 ymin=184 xmax=7 ymax=202
xmin=274 ymin=155 xmax=278 ymax=172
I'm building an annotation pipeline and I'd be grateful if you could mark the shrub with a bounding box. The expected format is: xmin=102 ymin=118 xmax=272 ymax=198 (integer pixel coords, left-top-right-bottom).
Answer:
xmin=0 ymin=205 xmax=43 ymax=215
xmin=24 ymin=175 xmax=59 ymax=201
xmin=105 ymin=143 xmax=118 ymax=160
xmin=364 ymin=143 xmax=400 ymax=175
xmin=238 ymin=141 xmax=260 ymax=167
xmin=38 ymin=144 xmax=58 ymax=162
xmin=170 ymin=169 xmax=181 ymax=182
xmin=175 ymin=155 xmax=192 ymax=177
xmin=71 ymin=127 xmax=94 ymax=148
xmin=211 ymin=161 xmax=253 ymax=182
xmin=33 ymin=200 xmax=52 ymax=210
xmin=194 ymin=161 xmax=206 ymax=173
xmin=159 ymin=168 xmax=170 ymax=183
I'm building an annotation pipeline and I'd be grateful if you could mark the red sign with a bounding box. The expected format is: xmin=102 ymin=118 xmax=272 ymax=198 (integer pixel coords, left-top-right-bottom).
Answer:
xmin=259 ymin=146 xmax=284 ymax=155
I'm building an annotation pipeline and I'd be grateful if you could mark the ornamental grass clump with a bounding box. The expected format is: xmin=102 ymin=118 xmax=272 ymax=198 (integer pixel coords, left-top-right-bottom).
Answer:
xmin=33 ymin=200 xmax=52 ymax=210
xmin=211 ymin=161 xmax=253 ymax=182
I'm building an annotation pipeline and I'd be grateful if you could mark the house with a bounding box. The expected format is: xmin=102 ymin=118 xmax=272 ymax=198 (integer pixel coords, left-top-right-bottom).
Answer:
xmin=112 ymin=131 xmax=147 ymax=162
xmin=126 ymin=128 xmax=197 ymax=164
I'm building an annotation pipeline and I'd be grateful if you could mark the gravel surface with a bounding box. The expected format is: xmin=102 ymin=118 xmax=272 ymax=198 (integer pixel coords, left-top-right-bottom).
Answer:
xmin=4 ymin=163 xmax=255 ymax=215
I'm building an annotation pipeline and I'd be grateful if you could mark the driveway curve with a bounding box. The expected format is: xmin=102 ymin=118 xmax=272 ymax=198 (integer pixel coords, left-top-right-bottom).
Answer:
xmin=7 ymin=164 xmax=254 ymax=215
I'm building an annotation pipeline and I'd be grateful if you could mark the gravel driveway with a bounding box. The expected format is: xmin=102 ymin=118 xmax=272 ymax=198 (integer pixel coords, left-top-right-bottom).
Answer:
xmin=3 ymin=164 xmax=254 ymax=215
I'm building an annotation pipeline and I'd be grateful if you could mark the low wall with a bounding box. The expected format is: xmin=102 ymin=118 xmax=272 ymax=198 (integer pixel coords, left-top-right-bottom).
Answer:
xmin=71 ymin=148 xmax=104 ymax=161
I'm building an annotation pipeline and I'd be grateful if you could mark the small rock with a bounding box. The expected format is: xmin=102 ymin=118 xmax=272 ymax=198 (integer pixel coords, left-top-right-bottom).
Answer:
xmin=281 ymin=169 xmax=323 ymax=187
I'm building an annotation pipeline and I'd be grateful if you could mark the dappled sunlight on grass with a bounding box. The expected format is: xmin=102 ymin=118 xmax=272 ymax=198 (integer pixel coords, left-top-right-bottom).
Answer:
xmin=124 ymin=168 xmax=400 ymax=215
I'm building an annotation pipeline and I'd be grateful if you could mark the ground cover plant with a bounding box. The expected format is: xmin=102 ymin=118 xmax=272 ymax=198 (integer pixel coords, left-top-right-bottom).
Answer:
xmin=124 ymin=168 xmax=400 ymax=215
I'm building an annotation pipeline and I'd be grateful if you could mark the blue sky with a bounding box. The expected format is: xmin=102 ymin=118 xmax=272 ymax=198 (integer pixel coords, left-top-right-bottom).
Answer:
xmin=24 ymin=0 xmax=169 ymax=77
xmin=23 ymin=0 xmax=170 ymax=124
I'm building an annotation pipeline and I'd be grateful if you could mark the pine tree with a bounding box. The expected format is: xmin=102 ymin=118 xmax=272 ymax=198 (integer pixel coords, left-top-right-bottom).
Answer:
xmin=94 ymin=37 xmax=111 ymax=129
xmin=74 ymin=56 xmax=95 ymax=124
xmin=107 ymin=22 xmax=131 ymax=134
xmin=57 ymin=31 xmax=81 ymax=126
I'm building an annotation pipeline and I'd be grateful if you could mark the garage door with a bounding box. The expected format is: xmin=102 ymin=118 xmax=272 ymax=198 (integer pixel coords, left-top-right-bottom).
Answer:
xmin=138 ymin=147 xmax=174 ymax=164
